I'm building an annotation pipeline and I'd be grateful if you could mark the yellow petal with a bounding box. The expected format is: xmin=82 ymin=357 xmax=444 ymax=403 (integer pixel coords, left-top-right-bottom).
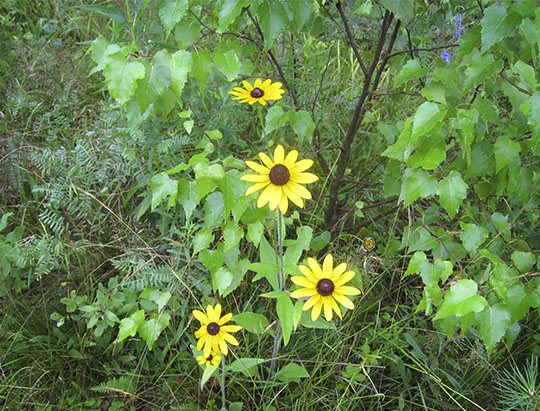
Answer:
xmin=334 ymin=270 xmax=355 ymax=286
xmin=206 ymin=304 xmax=216 ymax=321
xmin=254 ymin=78 xmax=262 ymax=88
xmin=335 ymin=285 xmax=361 ymax=296
xmin=242 ymin=80 xmax=253 ymax=91
xmin=289 ymin=159 xmax=314 ymax=173
xmin=241 ymin=174 xmax=269 ymax=182
xmin=192 ymin=310 xmax=208 ymax=324
xmin=283 ymin=185 xmax=304 ymax=208
xmin=261 ymin=78 xmax=272 ymax=88
xmin=257 ymin=184 xmax=274 ymax=208
xmin=332 ymin=263 xmax=348 ymax=280
xmin=196 ymin=333 xmax=208 ymax=351
xmin=333 ymin=292 xmax=355 ymax=310
xmin=268 ymin=185 xmax=282 ymax=211
xmin=283 ymin=150 xmax=299 ymax=168
xmin=298 ymin=264 xmax=318 ymax=282
xmin=218 ymin=312 xmax=232 ymax=325
xmin=323 ymin=298 xmax=333 ymax=321
xmin=290 ymin=287 xmax=317 ymax=299
xmin=218 ymin=338 xmax=229 ymax=355
xmin=311 ymin=298 xmax=323 ymax=321
xmin=288 ymin=181 xmax=312 ymax=200
xmin=329 ymin=297 xmax=343 ymax=319
xmin=245 ymin=160 xmax=270 ymax=175
xmin=274 ymin=145 xmax=285 ymax=164
xmin=303 ymin=294 xmax=321 ymax=311
xmin=258 ymin=152 xmax=274 ymax=169
xmin=290 ymin=172 xmax=318 ymax=184
xmin=245 ymin=181 xmax=269 ymax=196
xmin=307 ymin=257 xmax=323 ymax=279
xmin=322 ymin=254 xmax=334 ymax=276
xmin=194 ymin=326 xmax=206 ymax=339
xmin=214 ymin=304 xmax=222 ymax=320
xmin=258 ymin=99 xmax=266 ymax=106
xmin=222 ymin=332 xmax=239 ymax=346
xmin=290 ymin=275 xmax=316 ymax=288
xmin=278 ymin=193 xmax=288 ymax=215
xmin=221 ymin=324 xmax=242 ymax=332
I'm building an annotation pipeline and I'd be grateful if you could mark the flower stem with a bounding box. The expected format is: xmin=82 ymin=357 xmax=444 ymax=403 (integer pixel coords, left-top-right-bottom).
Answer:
xmin=220 ymin=356 xmax=226 ymax=410
xmin=258 ymin=106 xmax=269 ymax=151
xmin=269 ymin=210 xmax=286 ymax=377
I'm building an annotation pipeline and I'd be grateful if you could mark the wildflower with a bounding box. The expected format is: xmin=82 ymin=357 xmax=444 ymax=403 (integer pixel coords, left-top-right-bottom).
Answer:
xmin=290 ymin=254 xmax=361 ymax=321
xmin=361 ymin=237 xmax=375 ymax=252
xmin=197 ymin=351 xmax=222 ymax=368
xmin=228 ymin=78 xmax=285 ymax=105
xmin=455 ymin=15 xmax=463 ymax=39
xmin=440 ymin=50 xmax=451 ymax=64
xmin=193 ymin=304 xmax=242 ymax=357
xmin=241 ymin=145 xmax=318 ymax=214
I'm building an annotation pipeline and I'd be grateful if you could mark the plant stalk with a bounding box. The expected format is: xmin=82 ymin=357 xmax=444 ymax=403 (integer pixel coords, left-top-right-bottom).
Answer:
xmin=221 ymin=356 xmax=226 ymax=410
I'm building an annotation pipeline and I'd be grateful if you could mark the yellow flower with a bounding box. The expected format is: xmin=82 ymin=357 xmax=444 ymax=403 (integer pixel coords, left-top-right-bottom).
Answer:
xmin=197 ymin=351 xmax=222 ymax=368
xmin=193 ymin=304 xmax=242 ymax=357
xmin=228 ymin=78 xmax=285 ymax=105
xmin=290 ymin=254 xmax=361 ymax=321
xmin=240 ymin=145 xmax=318 ymax=214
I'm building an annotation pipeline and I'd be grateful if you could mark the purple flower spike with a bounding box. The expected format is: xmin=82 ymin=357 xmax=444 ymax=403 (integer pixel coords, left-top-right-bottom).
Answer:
xmin=441 ymin=50 xmax=451 ymax=64
xmin=455 ymin=15 xmax=463 ymax=39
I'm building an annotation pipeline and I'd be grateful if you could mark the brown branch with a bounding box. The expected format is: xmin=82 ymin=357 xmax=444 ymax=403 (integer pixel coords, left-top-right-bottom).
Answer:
xmin=500 ymin=72 xmax=533 ymax=96
xmin=336 ymin=1 xmax=368 ymax=75
xmin=388 ymin=44 xmax=459 ymax=59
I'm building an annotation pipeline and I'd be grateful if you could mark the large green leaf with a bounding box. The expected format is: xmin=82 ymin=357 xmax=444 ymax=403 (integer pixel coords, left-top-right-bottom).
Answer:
xmin=258 ymin=1 xmax=288 ymax=50
xmin=150 ymin=174 xmax=178 ymax=211
xmin=275 ymin=363 xmax=309 ymax=382
xmin=192 ymin=50 xmax=213 ymax=94
xmin=154 ymin=50 xmax=192 ymax=104
xmin=159 ymin=0 xmax=188 ymax=36
xmin=289 ymin=110 xmax=315 ymax=143
xmin=459 ymin=223 xmax=489 ymax=255
xmin=380 ymin=0 xmax=413 ymax=21
xmin=481 ymin=4 xmax=521 ymax=52
xmin=215 ymin=50 xmax=241 ymax=81
xmin=398 ymin=168 xmax=437 ymax=206
xmin=479 ymin=304 xmax=512 ymax=355
xmin=411 ymin=102 xmax=446 ymax=139
xmin=436 ymin=171 xmax=468 ymax=219
xmin=462 ymin=51 xmax=503 ymax=95
xmin=276 ymin=293 xmax=294 ymax=346
xmin=139 ymin=312 xmax=171 ymax=350
xmin=394 ymin=59 xmax=429 ymax=88
xmin=233 ymin=313 xmax=269 ymax=334
xmin=103 ymin=53 xmax=145 ymax=104
xmin=511 ymin=251 xmax=536 ymax=273
xmin=434 ymin=279 xmax=488 ymax=320
xmin=218 ymin=0 xmax=250 ymax=32
xmin=494 ymin=136 xmax=520 ymax=173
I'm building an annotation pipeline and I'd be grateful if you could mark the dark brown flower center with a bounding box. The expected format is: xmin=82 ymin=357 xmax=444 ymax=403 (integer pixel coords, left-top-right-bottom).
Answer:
xmin=316 ymin=279 xmax=335 ymax=296
xmin=269 ymin=164 xmax=290 ymax=186
xmin=207 ymin=354 xmax=213 ymax=361
xmin=250 ymin=87 xmax=264 ymax=98
xmin=207 ymin=322 xmax=220 ymax=335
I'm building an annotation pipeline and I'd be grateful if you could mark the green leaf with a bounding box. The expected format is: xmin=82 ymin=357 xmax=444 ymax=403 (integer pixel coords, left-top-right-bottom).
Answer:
xmin=203 ymin=192 xmax=225 ymax=229
xmin=459 ymin=223 xmax=489 ymax=255
xmin=436 ymin=171 xmax=468 ymax=219
xmin=479 ymin=303 xmax=512 ymax=355
xmin=213 ymin=267 xmax=233 ymax=295
xmin=247 ymin=221 xmax=264 ymax=247
xmin=512 ymin=61 xmax=536 ymax=92
xmin=402 ymin=225 xmax=437 ymax=252
xmin=411 ymin=102 xmax=446 ymax=139
xmin=233 ymin=313 xmax=269 ymax=334
xmin=434 ymin=279 xmax=488 ymax=320
xmin=494 ymin=136 xmax=520 ymax=173
xmin=118 ymin=309 xmax=145 ymax=342
xmin=265 ymin=106 xmax=288 ymax=135
xmin=511 ymin=251 xmax=536 ymax=273
xmin=462 ymin=52 xmax=503 ymax=95
xmin=192 ymin=50 xmax=213 ymax=94
xmin=218 ymin=0 xmax=249 ymax=32
xmin=136 ymin=62 xmax=171 ymax=113
xmin=215 ymin=50 xmax=241 ymax=81
xmin=177 ymin=179 xmax=198 ymax=221
xmin=195 ymin=163 xmax=225 ymax=201
xmin=527 ymin=93 xmax=540 ymax=149
xmin=200 ymin=364 xmax=218 ymax=389
xmin=481 ymin=5 xmax=521 ymax=52
xmin=464 ymin=142 xmax=495 ymax=179
xmin=398 ymin=168 xmax=437 ymax=206
xmin=150 ymin=174 xmax=178 ymax=211
xmin=421 ymin=81 xmax=446 ymax=104
xmin=103 ymin=53 xmax=145 ymax=104
xmin=159 ymin=0 xmax=188 ymax=36
xmin=275 ymin=363 xmax=309 ymax=382
xmin=200 ymin=249 xmax=223 ymax=275
xmin=227 ymin=358 xmax=265 ymax=377
xmin=394 ymin=59 xmax=429 ymax=88
xmin=290 ymin=0 xmax=312 ymax=30
xmin=154 ymin=50 xmax=192 ymax=104
xmin=258 ymin=1 xmax=288 ymax=50
xmin=223 ymin=222 xmax=243 ymax=252
xmin=404 ymin=251 xmax=427 ymax=278
xmin=288 ymin=110 xmax=315 ymax=143
xmin=380 ymin=0 xmax=413 ymax=21
xmin=193 ymin=230 xmax=214 ymax=254
xmin=276 ymin=294 xmax=294 ymax=346
xmin=89 ymin=38 xmax=121 ymax=75
xmin=138 ymin=312 xmax=170 ymax=350
xmin=406 ymin=146 xmax=446 ymax=170
xmin=284 ymin=226 xmax=313 ymax=268
xmin=248 ymin=262 xmax=280 ymax=283
xmin=174 ymin=19 xmax=201 ymax=49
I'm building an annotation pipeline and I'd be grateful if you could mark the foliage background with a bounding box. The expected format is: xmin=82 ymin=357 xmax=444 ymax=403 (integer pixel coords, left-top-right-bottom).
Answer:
xmin=1 ymin=0 xmax=539 ymax=410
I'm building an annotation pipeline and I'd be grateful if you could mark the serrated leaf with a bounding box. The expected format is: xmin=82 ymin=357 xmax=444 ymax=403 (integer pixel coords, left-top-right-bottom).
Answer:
xmin=258 ymin=1 xmax=288 ymax=50
xmin=200 ymin=249 xmax=223 ymax=275
xmin=459 ymin=223 xmax=489 ymax=255
xmin=412 ymin=102 xmax=446 ymax=139
xmin=218 ymin=0 xmax=249 ymax=32
xmin=265 ymin=106 xmax=288 ymax=134
xmin=193 ymin=230 xmax=214 ymax=254
xmin=511 ymin=251 xmax=536 ymax=273
xmin=394 ymin=59 xmax=429 ymax=88
xmin=203 ymin=192 xmax=225 ymax=229
xmin=462 ymin=52 xmax=503 ymax=95
xmin=213 ymin=267 xmax=233 ymax=295
xmin=154 ymin=49 xmax=192 ymax=104
xmin=192 ymin=50 xmax=213 ymax=94
xmin=512 ymin=61 xmax=536 ymax=92
xmin=177 ymin=178 xmax=198 ymax=221
xmin=464 ymin=141 xmax=495 ymax=179
xmin=246 ymin=221 xmax=264 ymax=247
xmin=404 ymin=251 xmax=427 ymax=277
xmin=406 ymin=146 xmax=446 ymax=170
xmin=215 ymin=50 xmax=240 ymax=81
xmin=494 ymin=135 xmax=520 ymax=173
xmin=481 ymin=5 xmax=521 ymax=52
xmin=398 ymin=168 xmax=437 ymax=206
xmin=434 ymin=279 xmax=488 ymax=320
xmin=151 ymin=174 xmax=178 ymax=211
xmin=227 ymin=358 xmax=265 ymax=377
xmin=223 ymin=222 xmax=243 ymax=252
xmin=136 ymin=62 xmax=171 ymax=113
xmin=174 ymin=19 xmax=201 ymax=49
xmin=118 ymin=309 xmax=145 ymax=342
xmin=380 ymin=0 xmax=413 ymax=21
xmin=138 ymin=312 xmax=170 ymax=350
xmin=103 ymin=54 xmax=145 ymax=104
xmin=159 ymin=0 xmax=188 ymax=36
xmin=479 ymin=303 xmax=512 ymax=355
xmin=436 ymin=171 xmax=468 ymax=219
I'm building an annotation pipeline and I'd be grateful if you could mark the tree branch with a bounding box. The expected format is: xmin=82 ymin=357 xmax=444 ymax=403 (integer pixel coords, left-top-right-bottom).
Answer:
xmin=336 ymin=1 xmax=368 ymax=75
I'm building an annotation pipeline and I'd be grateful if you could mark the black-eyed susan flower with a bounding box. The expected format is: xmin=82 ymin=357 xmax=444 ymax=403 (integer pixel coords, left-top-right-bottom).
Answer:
xmin=240 ymin=145 xmax=318 ymax=214
xmin=228 ymin=78 xmax=285 ymax=105
xmin=197 ymin=351 xmax=222 ymax=368
xmin=290 ymin=254 xmax=361 ymax=321
xmin=193 ymin=303 xmax=242 ymax=357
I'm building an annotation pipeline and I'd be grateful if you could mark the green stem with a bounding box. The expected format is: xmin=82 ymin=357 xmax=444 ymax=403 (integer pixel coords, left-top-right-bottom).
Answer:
xmin=221 ymin=356 xmax=226 ymax=410
xmin=269 ymin=210 xmax=285 ymax=377
xmin=258 ymin=106 xmax=269 ymax=151
xmin=125 ymin=0 xmax=136 ymax=44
